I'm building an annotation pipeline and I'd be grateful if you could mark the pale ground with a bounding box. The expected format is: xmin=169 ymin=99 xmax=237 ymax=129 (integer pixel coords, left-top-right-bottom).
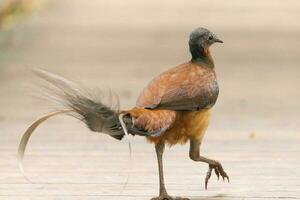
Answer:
xmin=0 ymin=0 xmax=300 ymax=199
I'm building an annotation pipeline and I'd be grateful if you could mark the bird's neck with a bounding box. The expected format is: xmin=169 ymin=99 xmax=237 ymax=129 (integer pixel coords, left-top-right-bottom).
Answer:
xmin=190 ymin=45 xmax=214 ymax=68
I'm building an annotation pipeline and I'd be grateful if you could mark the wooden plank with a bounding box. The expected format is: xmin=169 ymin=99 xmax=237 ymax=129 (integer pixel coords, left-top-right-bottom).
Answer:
xmin=1 ymin=0 xmax=300 ymax=199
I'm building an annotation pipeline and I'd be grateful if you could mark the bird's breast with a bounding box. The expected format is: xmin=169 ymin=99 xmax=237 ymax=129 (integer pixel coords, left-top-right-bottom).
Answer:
xmin=192 ymin=68 xmax=219 ymax=110
xmin=204 ymin=76 xmax=219 ymax=108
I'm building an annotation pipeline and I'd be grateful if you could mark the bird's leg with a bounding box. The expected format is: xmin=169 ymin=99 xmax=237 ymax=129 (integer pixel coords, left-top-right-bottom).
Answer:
xmin=189 ymin=138 xmax=229 ymax=189
xmin=157 ymin=142 xmax=168 ymax=196
xmin=151 ymin=142 xmax=189 ymax=200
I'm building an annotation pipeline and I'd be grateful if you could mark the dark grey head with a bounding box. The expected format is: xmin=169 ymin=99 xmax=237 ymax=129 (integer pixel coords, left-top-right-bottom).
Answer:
xmin=189 ymin=27 xmax=223 ymax=49
xmin=189 ymin=27 xmax=223 ymax=64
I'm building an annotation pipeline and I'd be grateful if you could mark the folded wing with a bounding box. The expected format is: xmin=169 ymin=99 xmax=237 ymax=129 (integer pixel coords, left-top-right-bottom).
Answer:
xmin=136 ymin=62 xmax=219 ymax=111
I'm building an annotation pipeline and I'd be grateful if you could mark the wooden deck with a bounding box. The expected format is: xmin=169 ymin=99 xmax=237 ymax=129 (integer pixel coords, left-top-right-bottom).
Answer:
xmin=0 ymin=0 xmax=300 ymax=199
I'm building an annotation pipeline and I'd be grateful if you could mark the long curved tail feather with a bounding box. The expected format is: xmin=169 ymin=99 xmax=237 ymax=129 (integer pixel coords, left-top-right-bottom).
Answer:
xmin=17 ymin=69 xmax=129 ymax=180
xmin=17 ymin=109 xmax=72 ymax=181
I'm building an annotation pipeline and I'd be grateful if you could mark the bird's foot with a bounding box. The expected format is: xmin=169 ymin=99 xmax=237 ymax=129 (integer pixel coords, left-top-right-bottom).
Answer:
xmin=151 ymin=195 xmax=190 ymax=200
xmin=205 ymin=160 xmax=229 ymax=189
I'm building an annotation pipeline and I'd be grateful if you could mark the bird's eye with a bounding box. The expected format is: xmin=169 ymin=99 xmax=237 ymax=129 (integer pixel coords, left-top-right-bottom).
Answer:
xmin=208 ymin=36 xmax=213 ymax=40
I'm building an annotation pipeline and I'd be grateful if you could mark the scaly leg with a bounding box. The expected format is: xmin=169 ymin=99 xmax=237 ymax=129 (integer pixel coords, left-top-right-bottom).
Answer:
xmin=189 ymin=138 xmax=229 ymax=189
xmin=151 ymin=142 xmax=189 ymax=200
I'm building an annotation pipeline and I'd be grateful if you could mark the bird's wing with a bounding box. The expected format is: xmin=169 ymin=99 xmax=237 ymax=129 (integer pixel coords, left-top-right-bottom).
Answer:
xmin=136 ymin=62 xmax=218 ymax=111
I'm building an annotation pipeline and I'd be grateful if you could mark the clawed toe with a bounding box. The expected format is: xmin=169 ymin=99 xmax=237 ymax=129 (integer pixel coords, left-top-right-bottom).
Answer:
xmin=205 ymin=160 xmax=229 ymax=189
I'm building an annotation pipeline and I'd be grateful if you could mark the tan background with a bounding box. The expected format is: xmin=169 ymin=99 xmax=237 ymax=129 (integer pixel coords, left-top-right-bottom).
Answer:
xmin=0 ymin=0 xmax=299 ymax=199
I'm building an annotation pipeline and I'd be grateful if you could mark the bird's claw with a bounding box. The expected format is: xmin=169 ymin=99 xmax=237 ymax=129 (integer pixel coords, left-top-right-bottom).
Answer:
xmin=205 ymin=160 xmax=229 ymax=189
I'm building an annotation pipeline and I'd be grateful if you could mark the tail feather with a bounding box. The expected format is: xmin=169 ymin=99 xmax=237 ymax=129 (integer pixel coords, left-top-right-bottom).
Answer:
xmin=18 ymin=110 xmax=72 ymax=181
xmin=33 ymin=69 xmax=125 ymax=140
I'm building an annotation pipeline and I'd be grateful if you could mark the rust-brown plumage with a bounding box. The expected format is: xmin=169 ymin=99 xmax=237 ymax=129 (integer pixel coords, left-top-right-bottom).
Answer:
xmin=18 ymin=27 xmax=229 ymax=200
xmin=128 ymin=61 xmax=218 ymax=145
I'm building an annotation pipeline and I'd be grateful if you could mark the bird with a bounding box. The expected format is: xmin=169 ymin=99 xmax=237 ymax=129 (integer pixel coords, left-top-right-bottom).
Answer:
xmin=18 ymin=27 xmax=229 ymax=200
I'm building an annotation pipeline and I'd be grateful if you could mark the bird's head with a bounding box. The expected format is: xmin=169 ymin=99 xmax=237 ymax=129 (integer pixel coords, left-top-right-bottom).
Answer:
xmin=189 ymin=27 xmax=223 ymax=65
xmin=189 ymin=27 xmax=223 ymax=49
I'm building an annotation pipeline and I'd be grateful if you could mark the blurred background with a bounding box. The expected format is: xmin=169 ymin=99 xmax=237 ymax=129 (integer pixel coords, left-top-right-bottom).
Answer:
xmin=0 ymin=0 xmax=299 ymax=199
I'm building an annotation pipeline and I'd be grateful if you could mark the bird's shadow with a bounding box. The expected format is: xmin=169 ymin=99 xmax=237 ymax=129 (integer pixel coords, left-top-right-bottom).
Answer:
xmin=190 ymin=194 xmax=231 ymax=200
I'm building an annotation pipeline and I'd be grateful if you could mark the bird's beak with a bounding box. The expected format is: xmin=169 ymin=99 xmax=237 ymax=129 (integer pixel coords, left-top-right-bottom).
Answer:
xmin=213 ymin=35 xmax=223 ymax=43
